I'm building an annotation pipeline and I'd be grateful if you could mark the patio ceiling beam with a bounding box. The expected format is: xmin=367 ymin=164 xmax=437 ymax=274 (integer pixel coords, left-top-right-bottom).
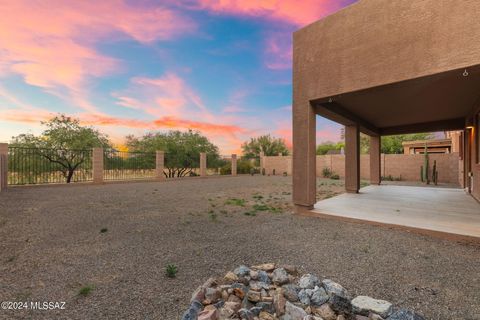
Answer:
xmin=314 ymin=102 xmax=380 ymax=136
xmin=380 ymin=118 xmax=465 ymax=135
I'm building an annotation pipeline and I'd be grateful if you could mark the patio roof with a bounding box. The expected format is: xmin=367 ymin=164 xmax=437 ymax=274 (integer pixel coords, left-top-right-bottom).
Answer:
xmin=311 ymin=185 xmax=480 ymax=240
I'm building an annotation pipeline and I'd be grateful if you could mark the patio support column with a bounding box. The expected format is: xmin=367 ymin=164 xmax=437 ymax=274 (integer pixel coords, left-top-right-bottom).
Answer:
xmin=92 ymin=147 xmax=104 ymax=184
xmin=200 ymin=152 xmax=206 ymax=177
xmin=345 ymin=124 xmax=360 ymax=193
xmin=231 ymin=154 xmax=237 ymax=176
xmin=0 ymin=143 xmax=8 ymax=192
xmin=370 ymin=135 xmax=381 ymax=185
xmin=156 ymin=151 xmax=165 ymax=181
xmin=293 ymin=100 xmax=316 ymax=213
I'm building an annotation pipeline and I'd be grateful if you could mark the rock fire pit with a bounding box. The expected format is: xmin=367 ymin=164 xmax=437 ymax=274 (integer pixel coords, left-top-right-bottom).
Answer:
xmin=181 ymin=264 xmax=425 ymax=320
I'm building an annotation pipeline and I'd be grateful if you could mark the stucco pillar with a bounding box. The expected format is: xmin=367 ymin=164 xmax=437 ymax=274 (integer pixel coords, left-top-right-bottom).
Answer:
xmin=259 ymin=151 xmax=265 ymax=175
xmin=345 ymin=125 xmax=360 ymax=193
xmin=292 ymin=101 xmax=316 ymax=212
xmin=370 ymin=136 xmax=381 ymax=185
xmin=0 ymin=143 xmax=8 ymax=192
xmin=92 ymin=147 xmax=104 ymax=184
xmin=231 ymin=154 xmax=237 ymax=176
xmin=200 ymin=152 xmax=206 ymax=177
xmin=156 ymin=151 xmax=165 ymax=180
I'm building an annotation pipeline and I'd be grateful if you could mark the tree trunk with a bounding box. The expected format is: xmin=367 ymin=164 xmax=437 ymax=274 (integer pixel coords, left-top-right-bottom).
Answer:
xmin=66 ymin=169 xmax=75 ymax=183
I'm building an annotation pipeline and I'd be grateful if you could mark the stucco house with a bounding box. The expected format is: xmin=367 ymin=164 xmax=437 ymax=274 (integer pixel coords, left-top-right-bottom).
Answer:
xmin=292 ymin=0 xmax=480 ymax=237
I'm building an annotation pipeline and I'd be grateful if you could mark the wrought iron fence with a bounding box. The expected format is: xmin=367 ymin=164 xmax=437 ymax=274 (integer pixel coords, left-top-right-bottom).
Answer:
xmin=103 ymin=149 xmax=156 ymax=181
xmin=8 ymin=147 xmax=93 ymax=185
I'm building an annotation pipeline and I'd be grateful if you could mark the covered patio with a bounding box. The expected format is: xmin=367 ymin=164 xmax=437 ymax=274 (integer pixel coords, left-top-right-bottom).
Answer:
xmin=292 ymin=0 xmax=480 ymax=238
xmin=313 ymin=185 xmax=480 ymax=239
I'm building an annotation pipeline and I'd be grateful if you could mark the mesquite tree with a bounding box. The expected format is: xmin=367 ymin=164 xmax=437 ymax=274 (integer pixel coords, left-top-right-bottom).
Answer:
xmin=10 ymin=115 xmax=110 ymax=183
xmin=126 ymin=130 xmax=224 ymax=178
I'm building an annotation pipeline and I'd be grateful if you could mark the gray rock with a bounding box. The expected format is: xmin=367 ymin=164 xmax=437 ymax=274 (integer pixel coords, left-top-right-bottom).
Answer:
xmin=387 ymin=309 xmax=425 ymax=320
xmin=258 ymin=270 xmax=271 ymax=284
xmin=249 ymin=281 xmax=269 ymax=291
xmin=257 ymin=301 xmax=275 ymax=314
xmin=181 ymin=300 xmax=203 ymax=320
xmin=310 ymin=286 xmax=329 ymax=306
xmin=352 ymin=296 xmax=392 ymax=318
xmin=238 ymin=308 xmax=254 ymax=320
xmin=234 ymin=265 xmax=251 ymax=277
xmin=204 ymin=287 xmax=220 ymax=303
xmin=298 ymin=289 xmax=310 ymax=305
xmin=329 ymin=294 xmax=352 ymax=314
xmin=299 ymin=274 xmax=320 ymax=289
xmin=282 ymin=283 xmax=300 ymax=302
xmin=249 ymin=306 xmax=263 ymax=316
xmin=283 ymin=301 xmax=308 ymax=320
xmin=322 ymin=279 xmax=349 ymax=299
xmin=272 ymin=268 xmax=289 ymax=285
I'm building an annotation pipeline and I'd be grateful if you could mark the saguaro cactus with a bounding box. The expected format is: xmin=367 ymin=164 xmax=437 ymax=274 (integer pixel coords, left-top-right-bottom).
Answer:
xmin=419 ymin=143 xmax=439 ymax=185
xmin=421 ymin=143 xmax=429 ymax=184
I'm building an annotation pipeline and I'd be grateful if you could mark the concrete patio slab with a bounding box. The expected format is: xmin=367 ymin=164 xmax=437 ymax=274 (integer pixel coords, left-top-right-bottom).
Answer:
xmin=312 ymin=185 xmax=480 ymax=239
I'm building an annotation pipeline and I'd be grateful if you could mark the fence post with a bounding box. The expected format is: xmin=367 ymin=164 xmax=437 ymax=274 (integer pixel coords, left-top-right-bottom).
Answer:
xmin=156 ymin=151 xmax=165 ymax=180
xmin=93 ymin=147 xmax=104 ymax=184
xmin=260 ymin=151 xmax=265 ymax=174
xmin=0 ymin=143 xmax=7 ymax=192
xmin=231 ymin=154 xmax=237 ymax=176
xmin=200 ymin=152 xmax=207 ymax=177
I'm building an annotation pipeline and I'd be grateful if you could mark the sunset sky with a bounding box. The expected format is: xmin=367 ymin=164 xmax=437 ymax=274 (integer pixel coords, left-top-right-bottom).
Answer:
xmin=0 ymin=0 xmax=357 ymax=154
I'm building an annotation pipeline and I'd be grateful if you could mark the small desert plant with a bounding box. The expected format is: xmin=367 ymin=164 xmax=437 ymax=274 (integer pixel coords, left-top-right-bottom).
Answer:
xmin=166 ymin=264 xmax=178 ymax=278
xmin=252 ymin=204 xmax=282 ymax=213
xmin=100 ymin=228 xmax=108 ymax=233
xmin=225 ymin=198 xmax=246 ymax=206
xmin=322 ymin=167 xmax=333 ymax=178
xmin=208 ymin=210 xmax=217 ymax=221
xmin=283 ymin=172 xmax=288 ymax=176
xmin=78 ymin=285 xmax=94 ymax=296
xmin=330 ymin=174 xmax=340 ymax=180
xmin=244 ymin=211 xmax=256 ymax=216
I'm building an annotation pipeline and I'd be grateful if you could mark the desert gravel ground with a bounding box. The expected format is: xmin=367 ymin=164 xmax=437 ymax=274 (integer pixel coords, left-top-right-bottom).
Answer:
xmin=0 ymin=176 xmax=479 ymax=320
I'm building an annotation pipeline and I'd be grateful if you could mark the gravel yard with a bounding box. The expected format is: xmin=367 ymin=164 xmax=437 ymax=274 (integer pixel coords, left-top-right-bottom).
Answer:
xmin=0 ymin=176 xmax=479 ymax=320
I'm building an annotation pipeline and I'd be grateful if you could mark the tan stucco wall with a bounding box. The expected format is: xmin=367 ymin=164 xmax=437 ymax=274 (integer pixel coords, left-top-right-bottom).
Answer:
xmin=293 ymin=0 xmax=480 ymax=101
xmin=266 ymin=153 xmax=460 ymax=184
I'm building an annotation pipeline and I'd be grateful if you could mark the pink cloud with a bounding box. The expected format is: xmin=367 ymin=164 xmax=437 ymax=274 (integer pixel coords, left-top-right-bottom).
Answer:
xmin=264 ymin=32 xmax=293 ymax=70
xmin=115 ymin=73 xmax=211 ymax=119
xmin=193 ymin=0 xmax=350 ymax=26
xmin=0 ymin=1 xmax=195 ymax=112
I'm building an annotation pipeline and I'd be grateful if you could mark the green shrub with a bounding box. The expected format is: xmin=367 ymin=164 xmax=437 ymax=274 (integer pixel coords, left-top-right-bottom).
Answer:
xmin=330 ymin=174 xmax=340 ymax=180
xmin=78 ymin=285 xmax=94 ymax=296
xmin=220 ymin=159 xmax=255 ymax=175
xmin=382 ymin=175 xmax=402 ymax=181
xmin=322 ymin=167 xmax=332 ymax=178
